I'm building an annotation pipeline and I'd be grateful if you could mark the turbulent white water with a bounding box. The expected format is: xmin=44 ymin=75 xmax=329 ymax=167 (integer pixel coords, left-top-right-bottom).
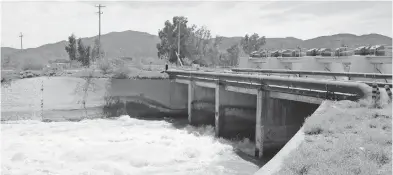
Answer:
xmin=1 ymin=116 xmax=258 ymax=175
xmin=1 ymin=77 xmax=260 ymax=175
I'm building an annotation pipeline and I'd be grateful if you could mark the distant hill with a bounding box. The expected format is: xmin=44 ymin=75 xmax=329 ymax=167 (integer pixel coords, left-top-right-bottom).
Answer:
xmin=1 ymin=31 xmax=392 ymax=67
xmin=1 ymin=30 xmax=160 ymax=66
xmin=1 ymin=47 xmax=20 ymax=56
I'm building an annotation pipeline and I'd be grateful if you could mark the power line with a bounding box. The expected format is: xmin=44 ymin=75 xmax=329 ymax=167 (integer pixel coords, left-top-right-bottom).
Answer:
xmin=96 ymin=4 xmax=105 ymax=59
xmin=19 ymin=32 xmax=23 ymax=50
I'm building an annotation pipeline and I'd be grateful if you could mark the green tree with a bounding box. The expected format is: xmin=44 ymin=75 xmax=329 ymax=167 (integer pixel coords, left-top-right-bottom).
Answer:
xmin=65 ymin=34 xmax=78 ymax=61
xmin=240 ymin=33 xmax=266 ymax=54
xmin=77 ymin=38 xmax=91 ymax=67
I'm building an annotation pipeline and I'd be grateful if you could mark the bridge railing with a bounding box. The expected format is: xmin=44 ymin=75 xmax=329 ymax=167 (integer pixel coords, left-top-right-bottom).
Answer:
xmin=231 ymin=68 xmax=392 ymax=87
xmin=166 ymin=69 xmax=371 ymax=101
xmin=232 ymin=68 xmax=392 ymax=79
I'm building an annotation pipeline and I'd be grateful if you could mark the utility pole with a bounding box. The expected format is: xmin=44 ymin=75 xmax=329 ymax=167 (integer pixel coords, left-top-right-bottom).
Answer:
xmin=178 ymin=19 xmax=182 ymax=58
xmin=176 ymin=18 xmax=184 ymax=66
xmin=19 ymin=32 xmax=23 ymax=50
xmin=96 ymin=4 xmax=105 ymax=59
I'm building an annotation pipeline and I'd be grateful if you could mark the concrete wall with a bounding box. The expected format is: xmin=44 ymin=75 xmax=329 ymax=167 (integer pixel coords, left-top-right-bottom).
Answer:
xmin=106 ymin=79 xmax=188 ymax=118
xmin=254 ymin=101 xmax=332 ymax=175
xmin=263 ymin=99 xmax=318 ymax=150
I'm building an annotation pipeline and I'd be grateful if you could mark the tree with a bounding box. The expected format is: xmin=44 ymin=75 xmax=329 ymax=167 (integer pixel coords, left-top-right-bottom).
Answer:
xmin=91 ymin=38 xmax=104 ymax=63
xmin=213 ymin=35 xmax=223 ymax=48
xmin=65 ymin=34 xmax=77 ymax=61
xmin=157 ymin=16 xmax=190 ymax=64
xmin=157 ymin=16 xmax=227 ymax=67
xmin=227 ymin=44 xmax=240 ymax=66
xmin=204 ymin=35 xmax=223 ymax=66
xmin=240 ymin=33 xmax=266 ymax=55
xmin=77 ymin=38 xmax=91 ymax=67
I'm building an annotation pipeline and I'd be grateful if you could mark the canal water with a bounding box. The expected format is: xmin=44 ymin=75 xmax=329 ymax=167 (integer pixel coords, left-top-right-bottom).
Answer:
xmin=1 ymin=77 xmax=260 ymax=175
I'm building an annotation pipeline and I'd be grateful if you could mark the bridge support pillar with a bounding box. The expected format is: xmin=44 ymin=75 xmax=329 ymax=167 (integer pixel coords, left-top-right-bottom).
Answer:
xmin=255 ymin=88 xmax=270 ymax=158
xmin=350 ymin=57 xmax=375 ymax=73
xmin=188 ymin=81 xmax=195 ymax=124
xmin=215 ymin=82 xmax=223 ymax=137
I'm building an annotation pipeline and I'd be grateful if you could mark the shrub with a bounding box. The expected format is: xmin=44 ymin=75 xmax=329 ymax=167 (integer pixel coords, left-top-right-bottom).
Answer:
xmin=111 ymin=58 xmax=125 ymax=67
xmin=98 ymin=59 xmax=112 ymax=74
xmin=19 ymin=60 xmax=45 ymax=71
xmin=112 ymin=66 xmax=130 ymax=79
xmin=102 ymin=96 xmax=126 ymax=118
xmin=42 ymin=67 xmax=61 ymax=76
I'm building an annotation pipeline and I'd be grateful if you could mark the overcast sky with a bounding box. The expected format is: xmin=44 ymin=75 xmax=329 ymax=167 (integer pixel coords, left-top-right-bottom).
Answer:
xmin=1 ymin=0 xmax=392 ymax=49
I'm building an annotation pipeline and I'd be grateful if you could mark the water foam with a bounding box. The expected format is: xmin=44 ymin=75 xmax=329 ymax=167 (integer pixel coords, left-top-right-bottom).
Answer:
xmin=1 ymin=115 xmax=259 ymax=175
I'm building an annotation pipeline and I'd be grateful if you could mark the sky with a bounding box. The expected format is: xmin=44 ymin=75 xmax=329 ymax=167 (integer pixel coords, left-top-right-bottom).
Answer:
xmin=1 ymin=0 xmax=392 ymax=49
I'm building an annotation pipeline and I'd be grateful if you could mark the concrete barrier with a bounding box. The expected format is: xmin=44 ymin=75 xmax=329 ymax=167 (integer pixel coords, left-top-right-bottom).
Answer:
xmin=254 ymin=101 xmax=331 ymax=175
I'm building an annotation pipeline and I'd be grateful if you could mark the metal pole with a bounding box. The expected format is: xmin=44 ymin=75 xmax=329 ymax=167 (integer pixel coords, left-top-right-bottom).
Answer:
xmin=178 ymin=20 xmax=181 ymax=60
xmin=96 ymin=4 xmax=105 ymax=60
xmin=19 ymin=32 xmax=23 ymax=50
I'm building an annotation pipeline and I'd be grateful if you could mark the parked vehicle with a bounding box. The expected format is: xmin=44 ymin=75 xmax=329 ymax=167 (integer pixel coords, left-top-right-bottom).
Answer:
xmin=281 ymin=49 xmax=296 ymax=57
xmin=369 ymin=45 xmax=386 ymax=56
xmin=306 ymin=48 xmax=317 ymax=56
xmin=354 ymin=46 xmax=371 ymax=55
xmin=270 ymin=50 xmax=281 ymax=57
xmin=334 ymin=47 xmax=349 ymax=56
xmin=250 ymin=51 xmax=268 ymax=58
xmin=318 ymin=48 xmax=333 ymax=56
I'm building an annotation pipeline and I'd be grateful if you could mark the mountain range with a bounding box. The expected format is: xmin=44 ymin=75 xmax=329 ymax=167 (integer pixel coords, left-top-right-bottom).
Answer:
xmin=1 ymin=30 xmax=392 ymax=65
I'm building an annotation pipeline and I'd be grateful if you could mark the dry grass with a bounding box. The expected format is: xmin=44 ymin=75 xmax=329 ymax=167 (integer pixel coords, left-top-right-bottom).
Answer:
xmin=275 ymin=99 xmax=392 ymax=175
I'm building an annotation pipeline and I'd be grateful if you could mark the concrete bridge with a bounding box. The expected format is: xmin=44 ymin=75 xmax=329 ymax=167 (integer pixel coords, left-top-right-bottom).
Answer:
xmin=103 ymin=67 xmax=391 ymax=174
xmin=165 ymin=69 xmax=376 ymax=158
xmin=239 ymin=55 xmax=392 ymax=75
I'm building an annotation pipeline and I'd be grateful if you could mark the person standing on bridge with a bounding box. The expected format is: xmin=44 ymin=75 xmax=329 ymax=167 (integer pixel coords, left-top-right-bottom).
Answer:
xmin=161 ymin=62 xmax=169 ymax=73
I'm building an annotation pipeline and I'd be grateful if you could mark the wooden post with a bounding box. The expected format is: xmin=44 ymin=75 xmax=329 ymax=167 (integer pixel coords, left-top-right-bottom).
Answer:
xmin=255 ymin=88 xmax=269 ymax=158
xmin=188 ymin=81 xmax=194 ymax=124
xmin=215 ymin=82 xmax=221 ymax=137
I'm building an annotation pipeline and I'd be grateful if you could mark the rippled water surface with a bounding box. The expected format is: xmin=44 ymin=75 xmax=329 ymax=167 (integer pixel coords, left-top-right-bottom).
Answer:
xmin=1 ymin=77 xmax=259 ymax=175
